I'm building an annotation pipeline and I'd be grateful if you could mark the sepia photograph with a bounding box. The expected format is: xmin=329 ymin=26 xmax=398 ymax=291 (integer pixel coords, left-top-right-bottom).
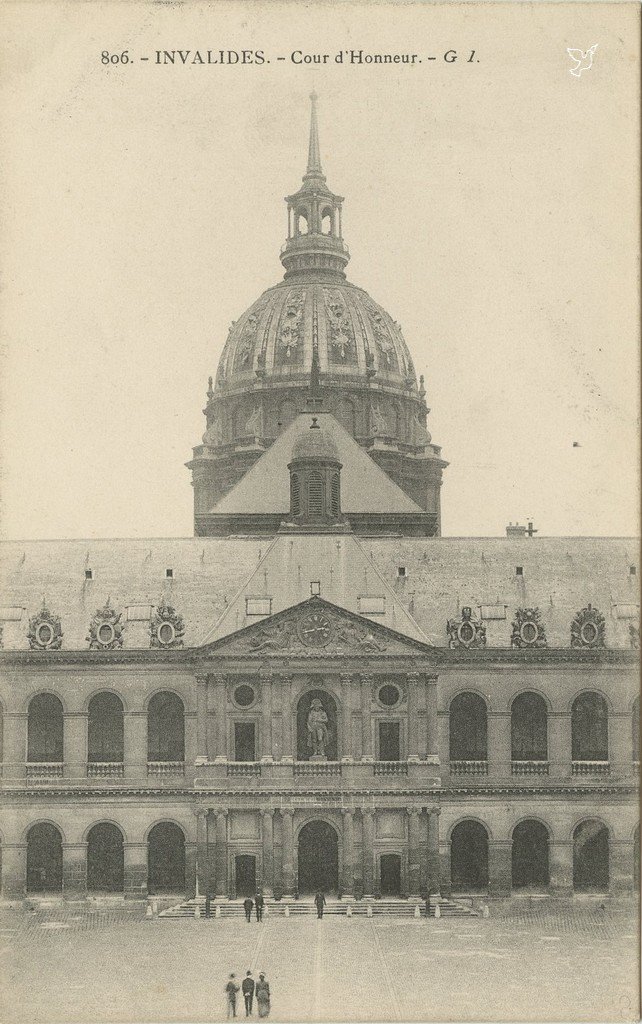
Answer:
xmin=0 ymin=2 xmax=639 ymax=1022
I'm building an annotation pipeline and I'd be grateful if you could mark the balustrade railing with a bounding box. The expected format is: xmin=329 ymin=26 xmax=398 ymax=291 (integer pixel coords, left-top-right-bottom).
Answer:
xmin=571 ymin=760 xmax=610 ymax=775
xmin=227 ymin=763 xmax=262 ymax=777
xmin=147 ymin=761 xmax=185 ymax=777
xmin=294 ymin=761 xmax=342 ymax=776
xmin=87 ymin=762 xmax=124 ymax=778
xmin=373 ymin=761 xmax=408 ymax=776
xmin=511 ymin=760 xmax=550 ymax=775
xmin=26 ymin=762 xmax=64 ymax=778
xmin=449 ymin=760 xmax=488 ymax=776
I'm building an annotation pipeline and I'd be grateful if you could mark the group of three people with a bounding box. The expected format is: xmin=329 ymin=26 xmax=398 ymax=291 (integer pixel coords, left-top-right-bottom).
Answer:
xmin=225 ymin=971 xmax=270 ymax=1019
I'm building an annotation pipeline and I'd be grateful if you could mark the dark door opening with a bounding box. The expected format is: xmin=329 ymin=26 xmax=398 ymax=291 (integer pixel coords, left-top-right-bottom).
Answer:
xmin=26 ymin=823 xmax=63 ymax=893
xmin=87 ymin=823 xmax=124 ymax=892
xmin=235 ymin=855 xmax=257 ymax=897
xmin=380 ymin=853 xmax=402 ymax=895
xmin=297 ymin=820 xmax=339 ymax=894
xmin=147 ymin=822 xmax=185 ymax=894
xmin=511 ymin=820 xmax=549 ymax=889
xmin=573 ymin=821 xmax=609 ymax=892
xmin=378 ymin=722 xmax=400 ymax=761
xmin=235 ymin=722 xmax=256 ymax=762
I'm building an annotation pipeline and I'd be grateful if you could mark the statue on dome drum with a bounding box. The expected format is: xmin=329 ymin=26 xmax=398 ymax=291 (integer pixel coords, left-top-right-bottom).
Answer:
xmin=307 ymin=697 xmax=330 ymax=759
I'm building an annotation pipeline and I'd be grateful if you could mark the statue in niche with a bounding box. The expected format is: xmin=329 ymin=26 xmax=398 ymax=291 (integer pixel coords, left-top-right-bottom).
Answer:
xmin=307 ymin=697 xmax=330 ymax=758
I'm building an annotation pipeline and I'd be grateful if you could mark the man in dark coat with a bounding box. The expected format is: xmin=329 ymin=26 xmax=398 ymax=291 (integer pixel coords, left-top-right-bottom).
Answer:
xmin=242 ymin=971 xmax=255 ymax=1017
xmin=255 ymin=890 xmax=265 ymax=922
xmin=243 ymin=896 xmax=254 ymax=922
xmin=225 ymin=974 xmax=240 ymax=1019
xmin=314 ymin=891 xmax=326 ymax=918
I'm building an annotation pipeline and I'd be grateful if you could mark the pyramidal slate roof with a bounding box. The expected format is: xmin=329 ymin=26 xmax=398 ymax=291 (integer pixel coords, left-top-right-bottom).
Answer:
xmin=209 ymin=411 xmax=423 ymax=516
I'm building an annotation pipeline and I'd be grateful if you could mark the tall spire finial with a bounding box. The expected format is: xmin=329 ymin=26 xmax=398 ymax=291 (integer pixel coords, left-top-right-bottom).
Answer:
xmin=307 ymin=91 xmax=323 ymax=176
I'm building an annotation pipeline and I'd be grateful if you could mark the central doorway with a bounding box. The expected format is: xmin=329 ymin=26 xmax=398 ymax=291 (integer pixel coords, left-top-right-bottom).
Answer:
xmin=297 ymin=820 xmax=339 ymax=894
xmin=380 ymin=853 xmax=402 ymax=895
xmin=235 ymin=855 xmax=257 ymax=897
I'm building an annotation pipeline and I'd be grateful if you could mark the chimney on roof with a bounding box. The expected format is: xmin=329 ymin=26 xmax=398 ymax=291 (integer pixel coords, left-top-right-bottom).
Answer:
xmin=506 ymin=522 xmax=527 ymax=539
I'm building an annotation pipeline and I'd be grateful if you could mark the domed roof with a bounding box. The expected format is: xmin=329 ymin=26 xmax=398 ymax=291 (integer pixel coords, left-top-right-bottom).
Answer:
xmin=215 ymin=279 xmax=417 ymax=394
xmin=291 ymin=421 xmax=341 ymax=462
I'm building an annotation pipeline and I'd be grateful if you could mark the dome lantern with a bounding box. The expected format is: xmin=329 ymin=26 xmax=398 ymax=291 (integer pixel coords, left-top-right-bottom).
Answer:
xmin=281 ymin=93 xmax=350 ymax=281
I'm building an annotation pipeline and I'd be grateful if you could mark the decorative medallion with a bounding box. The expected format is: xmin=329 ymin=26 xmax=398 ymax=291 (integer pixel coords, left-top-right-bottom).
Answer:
xmin=150 ymin=600 xmax=185 ymax=649
xmin=570 ymin=604 xmax=606 ymax=649
xmin=324 ymin=290 xmax=355 ymax=362
xmin=277 ymin=289 xmax=305 ymax=362
xmin=27 ymin=602 xmax=63 ymax=650
xmin=297 ymin=609 xmax=334 ymax=647
xmin=447 ymin=606 xmax=487 ymax=650
xmin=87 ymin=602 xmax=124 ymax=650
xmin=511 ymin=607 xmax=547 ymax=649
xmin=629 ymin=623 xmax=640 ymax=650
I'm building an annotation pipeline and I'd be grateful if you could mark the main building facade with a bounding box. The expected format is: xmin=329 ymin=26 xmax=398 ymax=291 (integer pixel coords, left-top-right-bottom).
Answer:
xmin=0 ymin=99 xmax=638 ymax=905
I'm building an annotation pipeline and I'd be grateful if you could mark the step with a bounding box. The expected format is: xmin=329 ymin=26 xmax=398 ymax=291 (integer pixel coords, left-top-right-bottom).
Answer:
xmin=159 ymin=898 xmax=478 ymax=919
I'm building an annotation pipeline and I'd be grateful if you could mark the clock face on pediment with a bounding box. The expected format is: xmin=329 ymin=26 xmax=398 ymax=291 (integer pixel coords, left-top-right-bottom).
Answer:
xmin=297 ymin=610 xmax=334 ymax=647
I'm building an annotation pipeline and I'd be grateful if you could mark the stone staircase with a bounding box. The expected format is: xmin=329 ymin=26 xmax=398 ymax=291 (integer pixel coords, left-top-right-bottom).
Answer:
xmin=158 ymin=896 xmax=479 ymax=919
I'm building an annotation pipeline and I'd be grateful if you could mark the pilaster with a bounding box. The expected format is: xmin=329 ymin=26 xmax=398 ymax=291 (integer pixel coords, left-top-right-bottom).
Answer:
xmin=281 ymin=809 xmax=295 ymax=895
xmin=487 ymin=712 xmax=511 ymax=779
xmin=341 ymin=808 xmax=355 ymax=896
xmin=262 ymin=810 xmax=274 ymax=895
xmin=63 ymin=713 xmax=88 ymax=779
xmin=340 ymin=673 xmax=354 ymax=762
xmin=2 ymin=713 xmax=27 ymax=779
xmin=215 ymin=811 xmax=228 ymax=896
xmin=124 ymin=711 xmax=147 ymax=781
xmin=427 ymin=808 xmax=441 ymax=894
xmin=407 ymin=807 xmax=421 ymax=895
xmin=361 ymin=809 xmax=374 ymax=895
xmin=488 ymin=840 xmax=512 ymax=896
xmin=406 ymin=675 xmax=420 ymax=762
xmin=196 ymin=675 xmax=209 ymax=764
xmin=1 ymin=843 xmax=26 ymax=898
xmin=549 ymin=840 xmax=573 ymax=896
xmin=124 ymin=842 xmax=147 ymax=899
xmin=360 ymin=677 xmax=373 ymax=761
xmin=62 ymin=842 xmax=87 ymax=898
xmin=425 ymin=676 xmax=439 ymax=761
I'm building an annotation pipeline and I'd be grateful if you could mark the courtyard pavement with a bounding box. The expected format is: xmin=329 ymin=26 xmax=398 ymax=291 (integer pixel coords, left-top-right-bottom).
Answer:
xmin=0 ymin=900 xmax=639 ymax=1023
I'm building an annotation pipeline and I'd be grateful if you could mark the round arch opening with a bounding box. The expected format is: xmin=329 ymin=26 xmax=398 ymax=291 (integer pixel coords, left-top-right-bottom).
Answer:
xmin=27 ymin=822 xmax=63 ymax=893
xmin=87 ymin=823 xmax=124 ymax=892
xmin=147 ymin=822 xmax=185 ymax=895
xmin=450 ymin=820 xmax=489 ymax=893
xmin=573 ymin=820 xmax=609 ymax=892
xmin=297 ymin=820 xmax=339 ymax=895
xmin=512 ymin=820 xmax=549 ymax=890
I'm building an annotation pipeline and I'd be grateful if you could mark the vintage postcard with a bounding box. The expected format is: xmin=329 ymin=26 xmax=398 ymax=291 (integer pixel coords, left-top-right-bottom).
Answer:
xmin=0 ymin=2 xmax=639 ymax=1022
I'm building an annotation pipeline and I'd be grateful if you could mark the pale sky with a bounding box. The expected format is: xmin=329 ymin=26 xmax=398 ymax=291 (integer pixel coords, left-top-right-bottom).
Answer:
xmin=0 ymin=1 xmax=639 ymax=540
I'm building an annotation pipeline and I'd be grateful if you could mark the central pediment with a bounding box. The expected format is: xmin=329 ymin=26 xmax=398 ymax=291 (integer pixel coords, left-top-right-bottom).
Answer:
xmin=199 ymin=596 xmax=432 ymax=658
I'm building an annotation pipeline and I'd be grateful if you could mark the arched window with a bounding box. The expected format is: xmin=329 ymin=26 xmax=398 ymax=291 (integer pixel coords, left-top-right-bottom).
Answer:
xmin=451 ymin=821 xmax=489 ymax=892
xmin=296 ymin=209 xmax=309 ymax=235
xmin=148 ymin=692 xmax=185 ymax=762
xmin=308 ymin=473 xmax=324 ymax=517
xmin=148 ymin=822 xmax=185 ymax=894
xmin=26 ymin=823 xmax=63 ymax=892
xmin=511 ymin=693 xmax=547 ymax=761
xmin=633 ymin=697 xmax=639 ymax=762
xmin=28 ymin=694 xmax=63 ymax=763
xmin=573 ymin=820 xmax=609 ymax=892
xmin=572 ymin=692 xmax=608 ymax=761
xmin=512 ymin=820 xmax=549 ymax=889
xmin=330 ymin=475 xmax=340 ymax=518
xmin=87 ymin=823 xmax=124 ymax=892
xmin=88 ymin=693 xmax=124 ymax=763
xmin=449 ymin=693 xmax=487 ymax=762
xmin=290 ymin=473 xmax=300 ymax=517
xmin=321 ymin=208 xmax=333 ymax=235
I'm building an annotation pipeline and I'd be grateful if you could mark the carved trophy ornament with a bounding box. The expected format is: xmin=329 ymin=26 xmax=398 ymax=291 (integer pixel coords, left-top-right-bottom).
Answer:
xmin=86 ymin=602 xmax=124 ymax=650
xmin=307 ymin=697 xmax=330 ymax=757
xmin=363 ymin=296 xmax=397 ymax=370
xmin=629 ymin=623 xmax=640 ymax=650
xmin=324 ymin=289 xmax=354 ymax=361
xmin=150 ymin=600 xmax=185 ymax=649
xmin=511 ymin=607 xmax=548 ymax=648
xmin=27 ymin=602 xmax=63 ymax=650
xmin=570 ymin=604 xmax=606 ymax=649
xmin=447 ymin=606 xmax=487 ymax=649
xmin=277 ymin=289 xmax=305 ymax=361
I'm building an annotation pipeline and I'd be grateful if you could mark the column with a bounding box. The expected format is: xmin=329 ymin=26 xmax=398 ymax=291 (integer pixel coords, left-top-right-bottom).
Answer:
xmin=124 ymin=842 xmax=148 ymax=899
xmin=185 ymin=839 xmax=197 ymax=899
xmin=406 ymin=675 xmax=420 ymax=762
xmin=549 ymin=840 xmax=573 ymax=896
xmin=261 ymin=677 xmax=273 ymax=762
xmin=425 ymin=676 xmax=439 ymax=762
xmin=63 ymin=712 xmax=88 ymax=779
xmin=488 ymin=712 xmax=511 ymax=778
xmin=439 ymin=838 xmax=452 ymax=896
xmin=407 ymin=808 xmax=421 ymax=895
xmin=609 ymin=714 xmax=632 ymax=774
xmin=214 ymin=676 xmax=228 ymax=762
xmin=340 ymin=674 xmax=353 ymax=761
xmin=281 ymin=809 xmax=295 ymax=895
xmin=610 ymin=840 xmax=635 ymax=894
xmin=3 ymin=712 xmax=27 ymax=779
xmin=280 ymin=675 xmax=294 ymax=763
xmin=62 ymin=842 xmax=87 ymax=898
xmin=549 ymin=711 xmax=572 ymax=779
xmin=215 ymin=811 xmax=228 ymax=896
xmin=427 ymin=809 xmax=441 ymax=894
xmin=488 ymin=840 xmax=512 ymax=896
xmin=196 ymin=809 xmax=209 ymax=897
xmin=262 ymin=810 xmax=274 ymax=895
xmin=195 ymin=675 xmax=209 ymax=764
xmin=341 ymin=809 xmax=355 ymax=896
xmin=361 ymin=809 xmax=374 ymax=896
xmin=207 ymin=811 xmax=217 ymax=897
xmin=2 ymin=843 xmax=26 ymax=898
xmin=361 ymin=677 xmax=373 ymax=761
xmin=124 ymin=710 xmax=147 ymax=781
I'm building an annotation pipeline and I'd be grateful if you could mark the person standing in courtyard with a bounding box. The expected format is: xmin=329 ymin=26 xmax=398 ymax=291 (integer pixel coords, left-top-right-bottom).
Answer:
xmin=225 ymin=974 xmax=240 ymax=1019
xmin=255 ymin=890 xmax=265 ymax=922
xmin=243 ymin=895 xmax=254 ymax=923
xmin=255 ymin=973 xmax=271 ymax=1018
xmin=315 ymin=891 xmax=326 ymax=918
xmin=242 ymin=971 xmax=255 ymax=1017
